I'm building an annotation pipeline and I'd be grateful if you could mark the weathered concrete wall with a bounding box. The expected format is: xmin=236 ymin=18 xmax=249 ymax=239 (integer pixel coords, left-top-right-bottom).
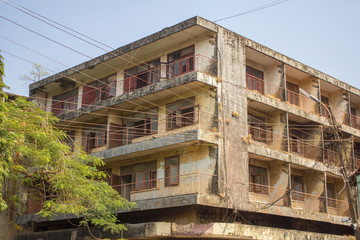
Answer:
xmin=269 ymin=161 xmax=289 ymax=207
xmin=330 ymin=89 xmax=348 ymax=124
xmin=265 ymin=63 xmax=283 ymax=98
xmin=216 ymin=27 xmax=249 ymax=207
xmin=304 ymin=171 xmax=325 ymax=213
xmin=15 ymin=222 xmax=354 ymax=240
xmin=0 ymin=213 xmax=10 ymax=240
xmin=236 ymin=223 xmax=353 ymax=240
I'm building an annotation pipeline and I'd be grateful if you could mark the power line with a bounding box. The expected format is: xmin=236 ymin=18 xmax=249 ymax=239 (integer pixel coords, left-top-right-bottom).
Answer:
xmin=214 ymin=0 xmax=290 ymax=23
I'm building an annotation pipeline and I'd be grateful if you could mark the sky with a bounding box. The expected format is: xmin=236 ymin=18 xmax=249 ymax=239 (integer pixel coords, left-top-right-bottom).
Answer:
xmin=1 ymin=0 xmax=360 ymax=97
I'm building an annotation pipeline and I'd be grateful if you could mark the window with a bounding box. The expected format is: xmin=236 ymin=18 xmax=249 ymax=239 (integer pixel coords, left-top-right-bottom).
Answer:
xmin=246 ymin=66 xmax=264 ymax=94
xmin=84 ymin=123 xmax=107 ymax=152
xmin=120 ymin=108 xmax=158 ymax=144
xmin=289 ymin=128 xmax=304 ymax=155
xmin=291 ymin=175 xmax=304 ymax=201
xmin=82 ymin=75 xmax=116 ymax=106
xmin=168 ymin=46 xmax=194 ymax=78
xmin=52 ymin=88 xmax=79 ymax=116
xmin=351 ymin=107 xmax=360 ymax=130
xmin=120 ymin=161 xmax=157 ymax=192
xmin=166 ymin=97 xmax=196 ymax=130
xmin=249 ymin=165 xmax=268 ymax=194
xmin=327 ymin=182 xmax=337 ymax=208
xmin=320 ymin=95 xmax=330 ymax=117
xmin=286 ymin=82 xmax=300 ymax=106
xmin=165 ymin=156 xmax=179 ymax=186
xmin=124 ymin=59 xmax=160 ymax=93
xmin=248 ymin=114 xmax=272 ymax=143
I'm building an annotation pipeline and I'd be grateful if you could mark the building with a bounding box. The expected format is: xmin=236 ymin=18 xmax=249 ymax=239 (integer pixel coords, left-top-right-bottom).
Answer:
xmin=16 ymin=16 xmax=360 ymax=239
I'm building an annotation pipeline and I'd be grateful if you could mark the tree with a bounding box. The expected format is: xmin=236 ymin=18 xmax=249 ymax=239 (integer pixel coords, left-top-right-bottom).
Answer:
xmin=0 ymin=53 xmax=134 ymax=237
xmin=19 ymin=63 xmax=49 ymax=85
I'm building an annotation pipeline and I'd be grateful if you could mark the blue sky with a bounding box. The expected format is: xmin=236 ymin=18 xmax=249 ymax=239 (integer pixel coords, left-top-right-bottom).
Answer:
xmin=1 ymin=0 xmax=359 ymax=96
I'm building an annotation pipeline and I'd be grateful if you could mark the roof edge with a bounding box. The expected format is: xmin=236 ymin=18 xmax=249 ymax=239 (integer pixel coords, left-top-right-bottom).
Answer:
xmin=29 ymin=16 xmax=210 ymax=92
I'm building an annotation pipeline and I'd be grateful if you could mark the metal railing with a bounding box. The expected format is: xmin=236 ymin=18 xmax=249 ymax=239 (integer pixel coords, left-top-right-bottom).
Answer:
xmin=123 ymin=54 xmax=217 ymax=94
xmin=351 ymin=115 xmax=360 ymax=130
xmin=288 ymin=137 xmax=322 ymax=160
xmin=112 ymin=172 xmax=215 ymax=202
xmin=101 ymin=109 xmax=214 ymax=150
xmin=51 ymin=95 xmax=78 ymax=116
xmin=246 ymin=74 xmax=264 ymax=94
xmin=246 ymin=75 xmax=283 ymax=98
xmin=248 ymin=124 xmax=273 ymax=143
xmin=248 ymin=182 xmax=350 ymax=216
xmin=166 ymin=107 xmax=199 ymax=131
xmin=323 ymin=149 xmax=340 ymax=166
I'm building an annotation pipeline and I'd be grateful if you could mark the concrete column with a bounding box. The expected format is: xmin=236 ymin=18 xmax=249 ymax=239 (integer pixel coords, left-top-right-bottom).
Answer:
xmin=77 ymin=85 xmax=83 ymax=109
xmin=216 ymin=28 xmax=248 ymax=207
xmin=116 ymin=71 xmax=124 ymax=95
xmin=160 ymin=55 xmax=167 ymax=81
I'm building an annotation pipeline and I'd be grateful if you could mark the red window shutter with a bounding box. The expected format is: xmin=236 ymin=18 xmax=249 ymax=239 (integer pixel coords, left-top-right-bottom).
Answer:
xmin=52 ymin=101 xmax=62 ymax=116
xmin=129 ymin=76 xmax=137 ymax=92
xmin=124 ymin=77 xmax=130 ymax=93
xmin=82 ymin=85 xmax=97 ymax=107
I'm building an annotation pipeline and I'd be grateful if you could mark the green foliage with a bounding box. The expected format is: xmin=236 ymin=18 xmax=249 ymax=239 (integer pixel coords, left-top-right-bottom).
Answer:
xmin=0 ymin=53 xmax=135 ymax=235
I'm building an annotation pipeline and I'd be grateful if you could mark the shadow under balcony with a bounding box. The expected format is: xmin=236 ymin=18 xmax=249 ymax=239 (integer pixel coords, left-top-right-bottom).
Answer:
xmin=56 ymin=70 xmax=217 ymax=122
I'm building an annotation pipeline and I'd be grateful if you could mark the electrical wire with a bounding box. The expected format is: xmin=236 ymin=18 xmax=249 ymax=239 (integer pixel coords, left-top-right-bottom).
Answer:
xmin=214 ymin=0 xmax=290 ymax=22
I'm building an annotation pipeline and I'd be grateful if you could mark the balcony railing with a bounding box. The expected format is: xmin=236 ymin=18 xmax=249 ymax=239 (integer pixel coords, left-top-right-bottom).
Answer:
xmin=123 ymin=54 xmax=217 ymax=94
xmin=248 ymin=125 xmax=273 ymax=143
xmin=288 ymin=137 xmax=322 ymax=160
xmin=166 ymin=107 xmax=199 ymax=131
xmin=351 ymin=115 xmax=360 ymax=130
xmin=248 ymin=183 xmax=349 ymax=216
xmin=246 ymin=76 xmax=283 ymax=99
xmin=286 ymin=90 xmax=300 ymax=106
xmin=354 ymin=154 xmax=360 ymax=170
xmin=323 ymin=149 xmax=339 ymax=166
xmin=52 ymin=95 xmax=78 ymax=116
xmin=87 ymin=109 xmax=214 ymax=151
xmin=249 ymin=182 xmax=269 ymax=195
xmin=246 ymin=74 xmax=264 ymax=94
xmin=112 ymin=173 xmax=215 ymax=202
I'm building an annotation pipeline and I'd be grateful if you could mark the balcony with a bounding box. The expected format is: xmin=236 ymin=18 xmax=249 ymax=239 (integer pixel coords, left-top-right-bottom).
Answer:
xmin=248 ymin=124 xmax=273 ymax=144
xmin=323 ymin=149 xmax=340 ymax=166
xmin=123 ymin=54 xmax=216 ymax=94
xmin=248 ymin=183 xmax=349 ymax=217
xmin=83 ymin=107 xmax=214 ymax=155
xmin=351 ymin=114 xmax=360 ymax=130
xmin=82 ymin=77 xmax=116 ymax=106
xmin=246 ymin=75 xmax=283 ymax=99
xmin=52 ymin=94 xmax=78 ymax=116
xmin=288 ymin=137 xmax=322 ymax=161
xmin=112 ymin=172 xmax=215 ymax=202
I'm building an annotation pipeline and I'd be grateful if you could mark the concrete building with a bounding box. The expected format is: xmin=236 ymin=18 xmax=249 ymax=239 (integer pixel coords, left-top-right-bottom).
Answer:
xmin=16 ymin=16 xmax=360 ymax=239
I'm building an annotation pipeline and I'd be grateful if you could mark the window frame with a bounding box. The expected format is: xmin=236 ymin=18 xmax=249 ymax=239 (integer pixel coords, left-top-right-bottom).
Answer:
xmin=52 ymin=88 xmax=79 ymax=115
xmin=286 ymin=82 xmax=300 ymax=106
xmin=249 ymin=164 xmax=269 ymax=195
xmin=124 ymin=59 xmax=161 ymax=93
xmin=167 ymin=45 xmax=195 ymax=78
xmin=327 ymin=182 xmax=337 ymax=208
xmin=246 ymin=65 xmax=264 ymax=94
xmin=165 ymin=156 xmax=179 ymax=186
xmin=88 ymin=74 xmax=117 ymax=101
xmin=166 ymin=97 xmax=196 ymax=131
xmin=248 ymin=114 xmax=273 ymax=143
xmin=291 ymin=174 xmax=305 ymax=201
